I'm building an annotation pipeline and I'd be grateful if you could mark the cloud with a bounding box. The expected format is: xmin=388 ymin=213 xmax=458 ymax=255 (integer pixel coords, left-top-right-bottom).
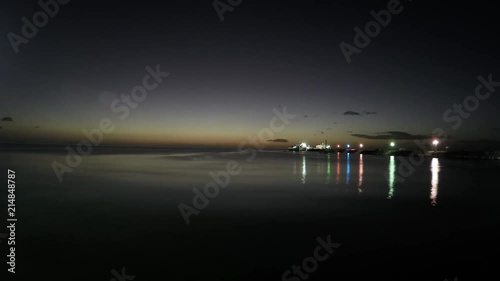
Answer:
xmin=326 ymin=128 xmax=332 ymax=130
xmin=34 ymin=126 xmax=40 ymax=129
xmin=351 ymin=131 xmax=432 ymax=140
xmin=302 ymin=114 xmax=320 ymax=119
xmin=346 ymin=131 xmax=353 ymax=134
xmin=343 ymin=111 xmax=361 ymax=116
xmin=268 ymin=138 xmax=289 ymax=143
xmin=343 ymin=111 xmax=377 ymax=116
xmin=1 ymin=117 xmax=13 ymax=121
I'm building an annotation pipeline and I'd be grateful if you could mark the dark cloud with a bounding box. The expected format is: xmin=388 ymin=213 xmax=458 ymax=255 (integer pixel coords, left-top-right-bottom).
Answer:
xmin=346 ymin=131 xmax=353 ymax=134
xmin=303 ymin=114 xmax=320 ymax=119
xmin=268 ymin=138 xmax=289 ymax=143
xmin=326 ymin=128 xmax=332 ymax=130
xmin=1 ymin=117 xmax=13 ymax=121
xmin=34 ymin=126 xmax=40 ymax=129
xmin=344 ymin=111 xmax=360 ymax=116
xmin=493 ymin=128 xmax=500 ymax=131
xmin=364 ymin=111 xmax=377 ymax=115
xmin=351 ymin=131 xmax=431 ymax=140
xmin=320 ymin=132 xmax=324 ymax=134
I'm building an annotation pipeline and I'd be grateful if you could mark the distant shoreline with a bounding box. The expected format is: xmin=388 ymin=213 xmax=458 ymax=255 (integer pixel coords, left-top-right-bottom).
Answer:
xmin=284 ymin=148 xmax=500 ymax=161
xmin=1 ymin=143 xmax=499 ymax=160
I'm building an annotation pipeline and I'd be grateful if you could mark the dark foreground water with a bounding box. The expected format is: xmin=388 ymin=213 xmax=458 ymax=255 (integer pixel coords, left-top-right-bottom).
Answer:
xmin=1 ymin=149 xmax=499 ymax=281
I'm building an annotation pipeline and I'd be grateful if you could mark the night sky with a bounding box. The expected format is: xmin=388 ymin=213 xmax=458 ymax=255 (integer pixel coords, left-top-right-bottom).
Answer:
xmin=1 ymin=0 xmax=499 ymax=149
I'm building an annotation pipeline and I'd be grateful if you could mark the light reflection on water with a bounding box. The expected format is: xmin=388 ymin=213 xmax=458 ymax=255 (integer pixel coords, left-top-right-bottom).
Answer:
xmin=336 ymin=152 xmax=340 ymax=185
xmin=358 ymin=154 xmax=363 ymax=192
xmin=301 ymin=155 xmax=306 ymax=184
xmin=326 ymin=154 xmax=331 ymax=184
xmin=431 ymin=158 xmax=440 ymax=206
xmin=3 ymin=151 xmax=460 ymax=206
xmin=346 ymin=152 xmax=351 ymax=185
xmin=388 ymin=156 xmax=395 ymax=199
xmin=293 ymin=152 xmax=364 ymax=189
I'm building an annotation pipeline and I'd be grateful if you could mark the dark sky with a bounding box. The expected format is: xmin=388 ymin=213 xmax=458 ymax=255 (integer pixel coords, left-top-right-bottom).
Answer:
xmin=1 ymin=0 xmax=499 ymax=149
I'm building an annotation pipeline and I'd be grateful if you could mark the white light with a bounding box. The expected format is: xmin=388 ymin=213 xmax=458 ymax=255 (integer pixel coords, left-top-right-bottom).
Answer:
xmin=433 ymin=140 xmax=439 ymax=145
xmin=390 ymin=142 xmax=395 ymax=147
xmin=359 ymin=144 xmax=364 ymax=148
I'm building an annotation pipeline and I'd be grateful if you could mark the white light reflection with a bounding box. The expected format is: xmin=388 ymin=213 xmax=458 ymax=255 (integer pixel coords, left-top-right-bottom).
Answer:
xmin=388 ymin=156 xmax=395 ymax=199
xmin=430 ymin=158 xmax=440 ymax=206
xmin=301 ymin=155 xmax=307 ymax=184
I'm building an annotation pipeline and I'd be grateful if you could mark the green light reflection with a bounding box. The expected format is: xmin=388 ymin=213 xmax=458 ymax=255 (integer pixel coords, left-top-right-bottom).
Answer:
xmin=388 ymin=156 xmax=395 ymax=199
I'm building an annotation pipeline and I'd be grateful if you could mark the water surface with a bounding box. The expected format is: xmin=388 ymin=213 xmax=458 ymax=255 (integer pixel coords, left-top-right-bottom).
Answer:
xmin=2 ymin=149 xmax=499 ymax=280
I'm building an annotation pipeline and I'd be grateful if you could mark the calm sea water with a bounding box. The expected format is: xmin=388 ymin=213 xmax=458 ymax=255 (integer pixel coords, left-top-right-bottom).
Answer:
xmin=1 ymin=149 xmax=499 ymax=280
